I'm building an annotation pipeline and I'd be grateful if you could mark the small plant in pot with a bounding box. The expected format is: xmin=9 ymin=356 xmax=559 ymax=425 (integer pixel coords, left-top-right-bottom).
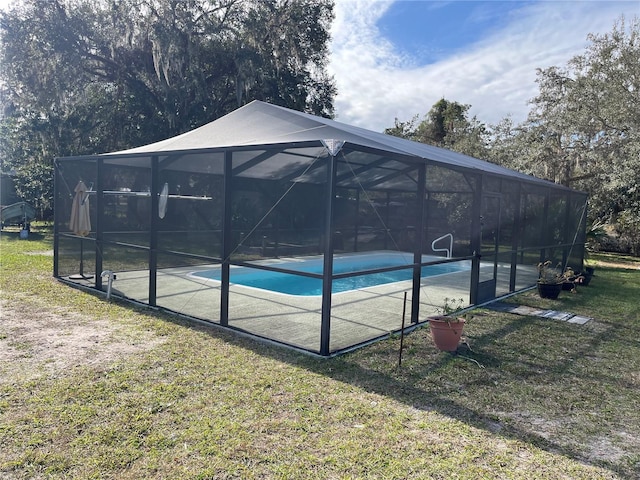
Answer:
xmin=536 ymin=261 xmax=563 ymax=299
xmin=576 ymin=269 xmax=592 ymax=286
xmin=580 ymin=260 xmax=595 ymax=284
xmin=428 ymin=297 xmax=467 ymax=353
xmin=560 ymin=266 xmax=584 ymax=292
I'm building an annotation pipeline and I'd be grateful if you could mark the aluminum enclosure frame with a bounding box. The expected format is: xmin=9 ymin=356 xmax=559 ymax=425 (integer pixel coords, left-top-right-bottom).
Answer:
xmin=54 ymin=102 xmax=588 ymax=356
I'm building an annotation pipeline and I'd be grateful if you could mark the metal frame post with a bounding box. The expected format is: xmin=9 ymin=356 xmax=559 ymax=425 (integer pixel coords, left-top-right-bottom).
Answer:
xmin=95 ymin=159 xmax=104 ymax=290
xmin=411 ymin=163 xmax=426 ymax=324
xmin=149 ymin=156 xmax=159 ymax=306
xmin=53 ymin=161 xmax=60 ymax=277
xmin=220 ymin=151 xmax=233 ymax=326
xmin=353 ymin=189 xmax=360 ymax=252
xmin=320 ymin=154 xmax=338 ymax=356
xmin=540 ymin=191 xmax=550 ymax=262
xmin=509 ymin=182 xmax=522 ymax=291
xmin=562 ymin=192 xmax=572 ymax=267
xmin=470 ymin=175 xmax=483 ymax=305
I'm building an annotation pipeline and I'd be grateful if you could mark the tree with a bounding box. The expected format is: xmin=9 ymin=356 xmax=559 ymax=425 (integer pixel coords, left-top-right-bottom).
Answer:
xmin=491 ymin=16 xmax=640 ymax=253
xmin=420 ymin=98 xmax=468 ymax=145
xmin=0 ymin=0 xmax=335 ymax=217
xmin=385 ymin=98 xmax=489 ymax=159
xmin=384 ymin=114 xmax=420 ymax=142
xmin=235 ymin=0 xmax=335 ymax=115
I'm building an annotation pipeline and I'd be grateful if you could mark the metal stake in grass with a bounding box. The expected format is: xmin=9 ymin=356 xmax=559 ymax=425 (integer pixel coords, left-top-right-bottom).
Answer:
xmin=398 ymin=291 xmax=407 ymax=368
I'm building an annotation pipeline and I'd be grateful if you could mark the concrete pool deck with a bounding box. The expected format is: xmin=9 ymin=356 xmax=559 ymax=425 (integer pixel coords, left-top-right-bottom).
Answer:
xmin=64 ymin=259 xmax=539 ymax=355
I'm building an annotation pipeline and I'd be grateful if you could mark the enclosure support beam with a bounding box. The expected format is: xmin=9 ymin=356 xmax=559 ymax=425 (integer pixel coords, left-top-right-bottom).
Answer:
xmin=220 ymin=151 xmax=233 ymax=327
xmin=320 ymin=154 xmax=338 ymax=356
xmin=540 ymin=193 xmax=550 ymax=262
xmin=411 ymin=164 xmax=427 ymax=324
xmin=562 ymin=192 xmax=572 ymax=268
xmin=579 ymin=195 xmax=589 ymax=271
xmin=53 ymin=161 xmax=60 ymax=277
xmin=149 ymin=156 xmax=159 ymax=306
xmin=354 ymin=189 xmax=360 ymax=252
xmin=470 ymin=175 xmax=483 ymax=305
xmin=383 ymin=192 xmax=390 ymax=250
xmin=510 ymin=182 xmax=522 ymax=292
xmin=95 ymin=159 xmax=104 ymax=290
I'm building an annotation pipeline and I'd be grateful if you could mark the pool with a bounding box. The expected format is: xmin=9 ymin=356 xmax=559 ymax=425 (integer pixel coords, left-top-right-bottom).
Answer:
xmin=191 ymin=252 xmax=470 ymax=296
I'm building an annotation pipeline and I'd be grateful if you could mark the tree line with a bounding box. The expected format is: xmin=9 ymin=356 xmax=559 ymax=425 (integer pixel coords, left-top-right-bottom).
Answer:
xmin=385 ymin=16 xmax=639 ymax=254
xmin=0 ymin=0 xmax=335 ymax=215
xmin=1 ymin=2 xmax=638 ymax=253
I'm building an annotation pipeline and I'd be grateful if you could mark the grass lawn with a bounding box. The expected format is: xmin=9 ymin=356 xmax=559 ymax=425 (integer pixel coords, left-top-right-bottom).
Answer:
xmin=1 ymin=224 xmax=639 ymax=479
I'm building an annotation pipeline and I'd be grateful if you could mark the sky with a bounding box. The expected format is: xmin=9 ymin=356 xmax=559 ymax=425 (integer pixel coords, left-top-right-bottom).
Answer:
xmin=329 ymin=0 xmax=639 ymax=131
xmin=0 ymin=0 xmax=638 ymax=132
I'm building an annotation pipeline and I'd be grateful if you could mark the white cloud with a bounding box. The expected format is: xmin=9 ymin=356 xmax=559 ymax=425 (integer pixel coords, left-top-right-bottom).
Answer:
xmin=329 ymin=0 xmax=639 ymax=132
xmin=0 ymin=0 xmax=17 ymax=11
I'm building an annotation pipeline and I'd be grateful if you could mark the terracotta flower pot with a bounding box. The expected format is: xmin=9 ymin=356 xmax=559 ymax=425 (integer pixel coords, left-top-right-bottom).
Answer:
xmin=428 ymin=316 xmax=465 ymax=352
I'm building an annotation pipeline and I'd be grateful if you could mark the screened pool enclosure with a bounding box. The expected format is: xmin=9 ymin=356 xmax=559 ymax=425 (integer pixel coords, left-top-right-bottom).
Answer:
xmin=54 ymin=101 xmax=588 ymax=356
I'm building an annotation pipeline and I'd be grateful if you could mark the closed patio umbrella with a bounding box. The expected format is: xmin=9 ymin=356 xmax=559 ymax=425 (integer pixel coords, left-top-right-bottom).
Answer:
xmin=70 ymin=180 xmax=91 ymax=236
xmin=69 ymin=181 xmax=92 ymax=279
xmin=159 ymin=182 xmax=169 ymax=219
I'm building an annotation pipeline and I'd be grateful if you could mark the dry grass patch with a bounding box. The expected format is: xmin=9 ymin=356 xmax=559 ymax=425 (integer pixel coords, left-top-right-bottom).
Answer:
xmin=0 ymin=298 xmax=164 ymax=383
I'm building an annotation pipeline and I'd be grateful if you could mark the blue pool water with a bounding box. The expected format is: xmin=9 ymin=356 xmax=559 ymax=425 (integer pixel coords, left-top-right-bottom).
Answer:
xmin=192 ymin=253 xmax=469 ymax=296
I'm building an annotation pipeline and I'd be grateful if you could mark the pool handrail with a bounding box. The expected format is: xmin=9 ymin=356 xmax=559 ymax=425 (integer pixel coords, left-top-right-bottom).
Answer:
xmin=431 ymin=233 xmax=453 ymax=258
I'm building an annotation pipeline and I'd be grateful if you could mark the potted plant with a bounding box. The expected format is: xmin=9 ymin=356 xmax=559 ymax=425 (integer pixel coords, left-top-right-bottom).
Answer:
xmin=428 ymin=297 xmax=467 ymax=352
xmin=579 ymin=268 xmax=593 ymax=285
xmin=567 ymin=263 xmax=593 ymax=287
xmin=574 ymin=272 xmax=591 ymax=286
xmin=582 ymin=259 xmax=596 ymax=280
xmin=561 ymin=267 xmax=574 ymax=291
xmin=582 ymin=219 xmax=605 ymax=278
xmin=561 ymin=266 xmax=586 ymax=292
xmin=536 ymin=261 xmax=563 ymax=299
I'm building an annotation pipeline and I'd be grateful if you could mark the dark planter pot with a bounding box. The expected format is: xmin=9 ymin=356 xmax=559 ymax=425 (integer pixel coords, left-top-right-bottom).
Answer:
xmin=428 ymin=316 xmax=465 ymax=352
xmin=562 ymin=281 xmax=575 ymax=291
xmin=537 ymin=281 xmax=562 ymax=299
xmin=580 ymin=273 xmax=592 ymax=286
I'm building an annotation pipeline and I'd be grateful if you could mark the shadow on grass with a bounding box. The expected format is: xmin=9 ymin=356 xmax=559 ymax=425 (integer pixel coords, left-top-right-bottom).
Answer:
xmin=318 ymin=319 xmax=636 ymax=477
xmin=69 ymin=264 xmax=640 ymax=478
xmin=177 ymin=286 xmax=638 ymax=478
xmin=0 ymin=229 xmax=47 ymax=242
